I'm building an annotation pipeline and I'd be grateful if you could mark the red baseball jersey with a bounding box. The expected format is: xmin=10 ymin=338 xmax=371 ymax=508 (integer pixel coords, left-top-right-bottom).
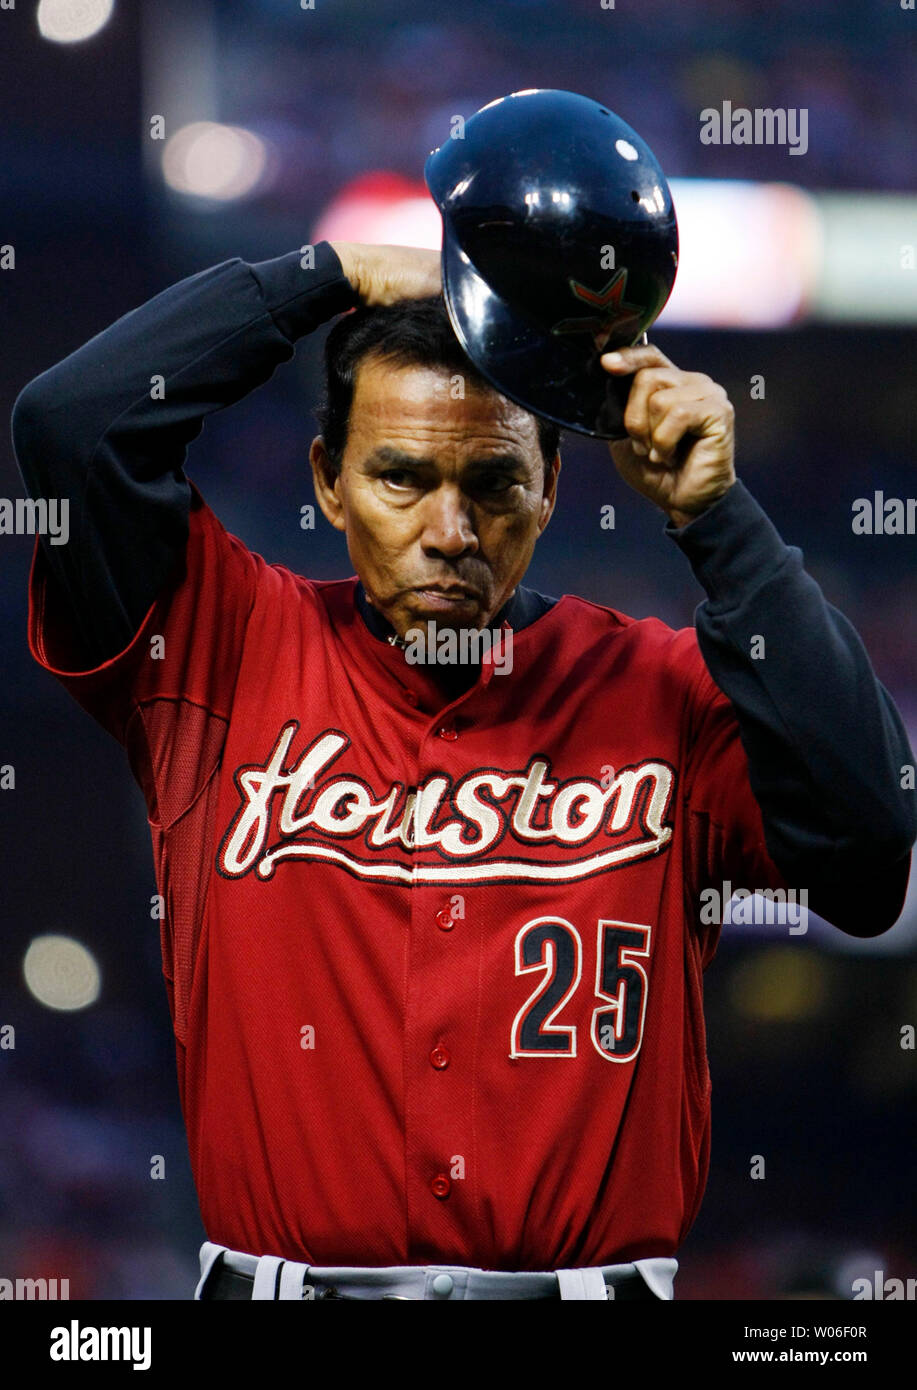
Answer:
xmin=28 ymin=482 xmax=787 ymax=1271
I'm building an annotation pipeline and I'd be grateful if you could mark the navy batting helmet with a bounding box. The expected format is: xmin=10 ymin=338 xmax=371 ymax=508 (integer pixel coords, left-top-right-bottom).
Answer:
xmin=424 ymin=89 xmax=679 ymax=439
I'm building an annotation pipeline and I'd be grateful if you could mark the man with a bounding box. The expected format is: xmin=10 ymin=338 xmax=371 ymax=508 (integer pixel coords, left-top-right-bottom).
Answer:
xmin=12 ymin=240 xmax=915 ymax=1301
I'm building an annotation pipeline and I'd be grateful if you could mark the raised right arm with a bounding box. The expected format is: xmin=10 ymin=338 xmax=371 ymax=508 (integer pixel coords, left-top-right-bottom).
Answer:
xmin=11 ymin=242 xmax=358 ymax=665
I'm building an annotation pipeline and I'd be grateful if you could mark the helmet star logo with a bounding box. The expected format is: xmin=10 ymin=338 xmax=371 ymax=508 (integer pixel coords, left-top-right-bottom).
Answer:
xmin=551 ymin=269 xmax=644 ymax=353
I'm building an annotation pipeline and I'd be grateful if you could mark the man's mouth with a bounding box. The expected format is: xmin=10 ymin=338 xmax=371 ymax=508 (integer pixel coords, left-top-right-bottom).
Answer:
xmin=412 ymin=586 xmax=480 ymax=609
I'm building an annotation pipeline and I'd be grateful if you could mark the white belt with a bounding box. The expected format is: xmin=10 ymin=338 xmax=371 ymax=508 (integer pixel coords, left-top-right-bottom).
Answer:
xmin=194 ymin=1241 xmax=678 ymax=1301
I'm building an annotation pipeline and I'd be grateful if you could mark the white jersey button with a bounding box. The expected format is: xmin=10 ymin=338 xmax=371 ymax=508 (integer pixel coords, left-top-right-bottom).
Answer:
xmin=431 ymin=1273 xmax=454 ymax=1297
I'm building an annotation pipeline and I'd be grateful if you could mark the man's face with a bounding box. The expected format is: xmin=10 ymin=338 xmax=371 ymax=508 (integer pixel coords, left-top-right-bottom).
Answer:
xmin=310 ymin=356 xmax=560 ymax=640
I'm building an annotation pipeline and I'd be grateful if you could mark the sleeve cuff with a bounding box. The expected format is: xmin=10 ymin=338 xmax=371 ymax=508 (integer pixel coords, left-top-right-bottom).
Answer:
xmin=663 ymin=479 xmax=794 ymax=608
xmin=248 ymin=241 xmax=359 ymax=342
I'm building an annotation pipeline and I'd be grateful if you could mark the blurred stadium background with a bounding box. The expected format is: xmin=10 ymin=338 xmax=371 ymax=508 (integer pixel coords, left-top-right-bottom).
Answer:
xmin=1 ymin=0 xmax=915 ymax=1299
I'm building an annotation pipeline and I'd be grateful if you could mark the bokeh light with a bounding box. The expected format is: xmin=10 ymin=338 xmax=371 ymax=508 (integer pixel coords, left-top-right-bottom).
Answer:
xmin=730 ymin=947 xmax=829 ymax=1023
xmin=23 ymin=935 xmax=101 ymax=1012
xmin=162 ymin=122 xmax=269 ymax=202
xmin=37 ymin=0 xmax=114 ymax=45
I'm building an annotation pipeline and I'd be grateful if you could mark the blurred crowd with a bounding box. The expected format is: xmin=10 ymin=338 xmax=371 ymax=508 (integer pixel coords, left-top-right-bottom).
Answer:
xmin=214 ymin=0 xmax=917 ymax=204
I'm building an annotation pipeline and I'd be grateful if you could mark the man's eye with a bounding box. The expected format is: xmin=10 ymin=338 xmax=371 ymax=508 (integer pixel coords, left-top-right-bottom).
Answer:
xmin=476 ymin=475 xmax=516 ymax=493
xmin=379 ymin=470 xmax=517 ymax=493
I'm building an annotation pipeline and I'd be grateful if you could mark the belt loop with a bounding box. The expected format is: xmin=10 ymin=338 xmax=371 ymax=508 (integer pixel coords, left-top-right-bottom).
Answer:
xmin=556 ymin=1268 xmax=609 ymax=1300
xmin=194 ymin=1242 xmax=227 ymax=1301
xmin=633 ymin=1256 xmax=678 ymax=1300
xmin=278 ymin=1261 xmax=312 ymax=1300
xmin=252 ymin=1254 xmax=285 ymax=1299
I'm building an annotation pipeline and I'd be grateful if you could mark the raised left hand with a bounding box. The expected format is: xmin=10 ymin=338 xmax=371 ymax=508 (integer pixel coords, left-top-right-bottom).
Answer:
xmin=602 ymin=343 xmax=736 ymax=527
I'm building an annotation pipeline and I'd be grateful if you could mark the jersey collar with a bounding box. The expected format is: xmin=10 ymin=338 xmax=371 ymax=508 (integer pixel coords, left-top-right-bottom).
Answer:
xmin=352 ymin=579 xmax=559 ymax=703
xmin=353 ymin=579 xmax=555 ymax=644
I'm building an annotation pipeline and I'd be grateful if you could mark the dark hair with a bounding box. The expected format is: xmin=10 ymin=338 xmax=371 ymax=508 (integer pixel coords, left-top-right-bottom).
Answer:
xmin=313 ymin=296 xmax=561 ymax=478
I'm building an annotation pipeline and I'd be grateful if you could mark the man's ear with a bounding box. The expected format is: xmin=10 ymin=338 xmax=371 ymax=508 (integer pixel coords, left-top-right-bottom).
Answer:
xmin=309 ymin=436 xmax=346 ymax=533
xmin=538 ymin=451 xmax=561 ymax=534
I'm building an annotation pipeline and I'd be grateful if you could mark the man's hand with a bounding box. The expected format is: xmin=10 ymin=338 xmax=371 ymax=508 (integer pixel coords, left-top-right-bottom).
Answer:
xmin=601 ymin=344 xmax=735 ymax=527
xmin=330 ymin=242 xmax=442 ymax=307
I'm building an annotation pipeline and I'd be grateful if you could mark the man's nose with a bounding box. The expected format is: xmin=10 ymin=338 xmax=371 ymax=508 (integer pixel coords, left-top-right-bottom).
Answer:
xmin=419 ymin=485 xmax=479 ymax=556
